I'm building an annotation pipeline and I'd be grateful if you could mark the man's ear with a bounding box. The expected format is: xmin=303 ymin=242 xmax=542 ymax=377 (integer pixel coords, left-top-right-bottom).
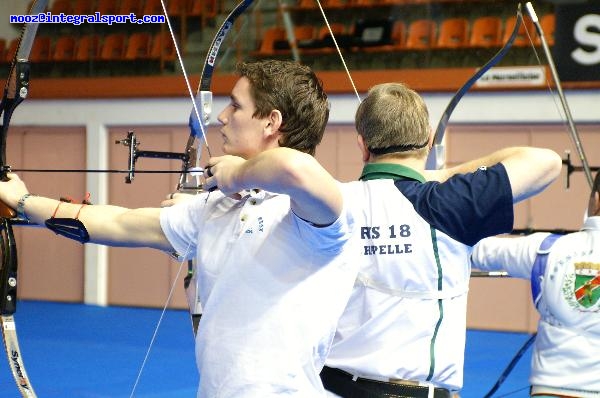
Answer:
xmin=427 ymin=126 xmax=434 ymax=150
xmin=357 ymin=134 xmax=370 ymax=163
xmin=265 ymin=109 xmax=283 ymax=138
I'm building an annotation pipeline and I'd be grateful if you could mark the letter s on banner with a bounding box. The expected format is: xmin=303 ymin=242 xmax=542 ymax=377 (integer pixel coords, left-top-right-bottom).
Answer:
xmin=571 ymin=14 xmax=600 ymax=65
xmin=555 ymin=3 xmax=600 ymax=81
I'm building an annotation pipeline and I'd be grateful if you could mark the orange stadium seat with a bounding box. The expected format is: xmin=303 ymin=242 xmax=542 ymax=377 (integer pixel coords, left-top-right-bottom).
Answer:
xmin=49 ymin=0 xmax=72 ymax=15
xmin=436 ymin=18 xmax=469 ymax=49
xmin=75 ymin=35 xmax=100 ymax=62
xmin=405 ymin=19 xmax=436 ymax=50
xmin=53 ymin=35 xmax=76 ymax=62
xmin=72 ymin=0 xmax=95 ymax=16
xmin=535 ymin=13 xmax=555 ymax=47
xmin=297 ymin=0 xmax=315 ymax=8
xmin=150 ymin=32 xmax=176 ymax=62
xmin=503 ymin=15 xmax=534 ymax=47
xmin=189 ymin=0 xmax=203 ymax=17
xmin=29 ymin=36 xmax=51 ymax=62
xmin=125 ymin=32 xmax=152 ymax=60
xmin=99 ymin=33 xmax=126 ymax=61
xmin=119 ymin=0 xmax=145 ymax=16
xmin=144 ymin=0 xmax=164 ymax=16
xmin=166 ymin=0 xmax=192 ymax=17
xmin=97 ymin=0 xmax=119 ymax=16
xmin=470 ymin=16 xmax=503 ymax=48
xmin=294 ymin=25 xmax=317 ymax=49
xmin=255 ymin=26 xmax=287 ymax=56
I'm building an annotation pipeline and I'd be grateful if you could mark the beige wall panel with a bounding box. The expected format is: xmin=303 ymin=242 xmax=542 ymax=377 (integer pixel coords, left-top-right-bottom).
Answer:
xmin=467 ymin=277 xmax=538 ymax=333
xmin=530 ymin=125 xmax=600 ymax=231
xmin=7 ymin=126 xmax=86 ymax=302
xmin=316 ymin=127 xmax=339 ymax=176
xmin=335 ymin=126 xmax=363 ymax=183
xmin=316 ymin=125 xmax=362 ymax=182
xmin=445 ymin=126 xmax=530 ymax=163
xmin=108 ymin=126 xmax=191 ymax=308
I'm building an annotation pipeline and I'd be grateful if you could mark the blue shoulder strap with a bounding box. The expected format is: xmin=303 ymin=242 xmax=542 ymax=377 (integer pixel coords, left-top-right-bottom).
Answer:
xmin=530 ymin=234 xmax=561 ymax=307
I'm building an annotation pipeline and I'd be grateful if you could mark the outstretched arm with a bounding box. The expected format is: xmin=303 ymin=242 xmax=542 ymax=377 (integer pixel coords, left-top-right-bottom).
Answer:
xmin=470 ymin=233 xmax=549 ymax=278
xmin=0 ymin=173 xmax=172 ymax=251
xmin=205 ymin=147 xmax=343 ymax=226
xmin=424 ymin=147 xmax=562 ymax=203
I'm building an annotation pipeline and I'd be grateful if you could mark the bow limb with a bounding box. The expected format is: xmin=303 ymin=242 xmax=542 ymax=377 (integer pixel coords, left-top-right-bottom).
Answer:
xmin=0 ymin=1 xmax=48 ymax=397
xmin=426 ymin=4 xmax=524 ymax=170
xmin=524 ymin=2 xmax=593 ymax=190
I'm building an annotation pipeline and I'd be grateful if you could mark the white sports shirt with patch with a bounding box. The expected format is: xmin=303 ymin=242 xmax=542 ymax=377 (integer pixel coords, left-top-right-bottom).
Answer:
xmin=471 ymin=217 xmax=600 ymax=394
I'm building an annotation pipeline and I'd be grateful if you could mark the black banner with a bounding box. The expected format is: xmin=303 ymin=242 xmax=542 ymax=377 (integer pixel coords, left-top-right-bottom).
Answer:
xmin=555 ymin=3 xmax=600 ymax=81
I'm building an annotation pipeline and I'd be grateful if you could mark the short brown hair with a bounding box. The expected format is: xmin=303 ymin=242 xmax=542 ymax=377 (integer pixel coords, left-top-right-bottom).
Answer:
xmin=236 ymin=60 xmax=329 ymax=156
xmin=355 ymin=82 xmax=430 ymax=158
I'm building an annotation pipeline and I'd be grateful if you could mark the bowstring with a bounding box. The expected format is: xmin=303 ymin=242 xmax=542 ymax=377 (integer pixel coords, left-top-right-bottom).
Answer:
xmin=158 ymin=0 xmax=212 ymax=157
xmin=313 ymin=0 xmax=361 ymax=103
xmin=128 ymin=242 xmax=194 ymax=398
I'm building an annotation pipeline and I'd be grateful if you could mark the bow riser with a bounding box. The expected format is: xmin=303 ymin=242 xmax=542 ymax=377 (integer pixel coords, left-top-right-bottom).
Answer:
xmin=1 ymin=61 xmax=31 ymax=219
xmin=0 ymin=1 xmax=48 ymax=396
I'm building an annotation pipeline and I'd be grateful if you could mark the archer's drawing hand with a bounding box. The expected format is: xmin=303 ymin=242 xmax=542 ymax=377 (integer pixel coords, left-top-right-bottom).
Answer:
xmin=0 ymin=173 xmax=29 ymax=208
xmin=204 ymin=155 xmax=246 ymax=197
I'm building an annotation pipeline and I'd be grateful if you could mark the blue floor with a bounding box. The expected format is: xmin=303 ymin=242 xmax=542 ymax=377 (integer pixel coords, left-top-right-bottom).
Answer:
xmin=0 ymin=301 xmax=532 ymax=397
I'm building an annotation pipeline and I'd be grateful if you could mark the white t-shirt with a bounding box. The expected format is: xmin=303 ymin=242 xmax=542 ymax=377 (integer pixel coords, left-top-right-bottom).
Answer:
xmin=471 ymin=216 xmax=600 ymax=395
xmin=160 ymin=188 xmax=357 ymax=397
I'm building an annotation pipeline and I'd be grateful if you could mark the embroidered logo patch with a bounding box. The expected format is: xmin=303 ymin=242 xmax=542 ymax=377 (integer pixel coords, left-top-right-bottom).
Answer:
xmin=573 ymin=262 xmax=600 ymax=308
xmin=562 ymin=257 xmax=600 ymax=310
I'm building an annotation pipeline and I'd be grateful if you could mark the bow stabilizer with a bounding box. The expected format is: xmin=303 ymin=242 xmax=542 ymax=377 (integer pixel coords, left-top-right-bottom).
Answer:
xmin=524 ymin=1 xmax=593 ymax=190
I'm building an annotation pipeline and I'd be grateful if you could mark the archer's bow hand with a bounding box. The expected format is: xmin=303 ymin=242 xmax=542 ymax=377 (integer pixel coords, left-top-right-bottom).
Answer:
xmin=0 ymin=173 xmax=29 ymax=210
xmin=160 ymin=192 xmax=196 ymax=208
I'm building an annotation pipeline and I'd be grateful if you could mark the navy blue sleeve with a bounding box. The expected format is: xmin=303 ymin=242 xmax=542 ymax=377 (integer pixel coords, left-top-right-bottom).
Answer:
xmin=396 ymin=163 xmax=514 ymax=246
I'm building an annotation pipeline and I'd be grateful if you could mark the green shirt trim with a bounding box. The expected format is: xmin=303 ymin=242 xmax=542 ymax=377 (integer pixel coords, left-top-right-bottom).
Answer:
xmin=359 ymin=163 xmax=426 ymax=183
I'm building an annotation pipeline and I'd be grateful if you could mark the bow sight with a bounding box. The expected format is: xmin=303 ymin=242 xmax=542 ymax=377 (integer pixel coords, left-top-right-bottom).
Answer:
xmin=115 ymin=130 xmax=205 ymax=193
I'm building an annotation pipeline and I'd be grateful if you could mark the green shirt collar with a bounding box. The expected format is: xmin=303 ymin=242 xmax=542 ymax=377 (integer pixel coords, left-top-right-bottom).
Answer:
xmin=359 ymin=163 xmax=426 ymax=183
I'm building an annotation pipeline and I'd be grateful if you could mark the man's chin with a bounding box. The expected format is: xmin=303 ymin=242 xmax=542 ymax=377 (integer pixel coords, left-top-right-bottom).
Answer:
xmin=222 ymin=145 xmax=245 ymax=158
